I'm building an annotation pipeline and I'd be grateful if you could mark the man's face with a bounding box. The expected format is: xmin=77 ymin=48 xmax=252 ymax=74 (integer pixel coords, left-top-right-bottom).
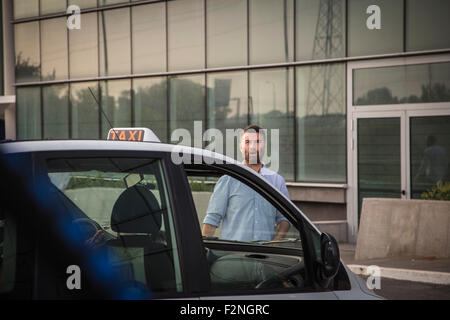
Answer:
xmin=240 ymin=131 xmax=265 ymax=165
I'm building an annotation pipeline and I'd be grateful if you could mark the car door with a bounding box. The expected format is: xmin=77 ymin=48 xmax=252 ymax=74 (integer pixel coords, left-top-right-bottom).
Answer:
xmin=29 ymin=149 xmax=208 ymax=299
xmin=179 ymin=162 xmax=343 ymax=300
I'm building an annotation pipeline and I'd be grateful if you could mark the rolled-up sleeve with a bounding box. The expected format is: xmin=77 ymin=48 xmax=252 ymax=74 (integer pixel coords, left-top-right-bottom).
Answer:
xmin=203 ymin=176 xmax=230 ymax=228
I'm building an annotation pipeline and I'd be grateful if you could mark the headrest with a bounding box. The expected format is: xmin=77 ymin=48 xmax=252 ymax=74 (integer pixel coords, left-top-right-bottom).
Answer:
xmin=111 ymin=185 xmax=162 ymax=234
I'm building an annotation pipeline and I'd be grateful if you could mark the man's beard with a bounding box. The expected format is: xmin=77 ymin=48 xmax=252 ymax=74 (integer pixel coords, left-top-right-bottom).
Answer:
xmin=245 ymin=151 xmax=261 ymax=165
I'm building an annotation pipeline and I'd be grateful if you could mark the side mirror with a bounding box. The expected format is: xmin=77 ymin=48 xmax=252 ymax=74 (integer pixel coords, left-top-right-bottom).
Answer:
xmin=318 ymin=233 xmax=340 ymax=284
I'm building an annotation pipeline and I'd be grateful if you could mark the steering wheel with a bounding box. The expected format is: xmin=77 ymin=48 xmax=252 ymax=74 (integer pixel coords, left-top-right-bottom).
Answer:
xmin=255 ymin=262 xmax=304 ymax=290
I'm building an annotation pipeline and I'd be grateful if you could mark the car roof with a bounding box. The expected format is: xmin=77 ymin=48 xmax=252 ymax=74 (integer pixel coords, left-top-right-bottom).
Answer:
xmin=0 ymin=140 xmax=237 ymax=163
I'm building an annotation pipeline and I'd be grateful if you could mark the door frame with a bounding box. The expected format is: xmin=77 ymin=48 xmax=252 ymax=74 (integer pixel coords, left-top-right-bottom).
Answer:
xmin=346 ymin=53 xmax=450 ymax=243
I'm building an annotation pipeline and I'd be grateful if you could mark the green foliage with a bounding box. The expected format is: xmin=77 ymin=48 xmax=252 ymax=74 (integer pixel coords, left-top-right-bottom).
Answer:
xmin=189 ymin=178 xmax=216 ymax=192
xmin=421 ymin=181 xmax=450 ymax=201
xmin=66 ymin=176 xmax=125 ymax=190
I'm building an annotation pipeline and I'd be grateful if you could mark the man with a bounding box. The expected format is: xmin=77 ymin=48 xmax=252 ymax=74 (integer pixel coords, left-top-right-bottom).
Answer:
xmin=202 ymin=125 xmax=290 ymax=242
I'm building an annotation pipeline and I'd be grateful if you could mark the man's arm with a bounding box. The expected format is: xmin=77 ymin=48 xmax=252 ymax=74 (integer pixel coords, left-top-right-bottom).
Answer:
xmin=202 ymin=223 xmax=217 ymax=237
xmin=202 ymin=175 xmax=230 ymax=237
xmin=273 ymin=220 xmax=290 ymax=241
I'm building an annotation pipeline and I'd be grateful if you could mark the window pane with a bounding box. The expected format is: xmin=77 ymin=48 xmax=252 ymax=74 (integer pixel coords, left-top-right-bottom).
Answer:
xmin=348 ymin=0 xmax=403 ymax=57
xmin=69 ymin=13 xmax=98 ymax=78
xmin=46 ymin=157 xmax=183 ymax=295
xmin=69 ymin=0 xmax=98 ymax=9
xmin=411 ymin=116 xmax=450 ymax=199
xmin=99 ymin=8 xmax=131 ymax=76
xmin=406 ymin=0 xmax=450 ymax=51
xmin=354 ymin=62 xmax=450 ymax=106
xmin=296 ymin=63 xmax=346 ymax=182
xmin=207 ymin=71 xmax=248 ymax=159
xmin=250 ymin=68 xmax=294 ymax=180
xmin=17 ymin=87 xmax=41 ymax=140
xmin=71 ymin=82 xmax=100 ymax=139
xmin=15 ymin=22 xmax=40 ymax=83
xmin=207 ymin=0 xmax=247 ymax=68
xmin=14 ymin=0 xmax=39 ymax=19
xmin=296 ymin=0 xmax=345 ymax=61
xmin=168 ymin=0 xmax=205 ymax=71
xmin=100 ymin=80 xmax=132 ymax=139
xmin=250 ymin=0 xmax=293 ymax=65
xmin=41 ymin=18 xmax=68 ymax=81
xmin=169 ymin=74 xmax=205 ymax=147
xmin=358 ymin=118 xmax=401 ymax=221
xmin=133 ymin=77 xmax=168 ymax=142
xmin=132 ymin=3 xmax=166 ymax=74
xmin=40 ymin=0 xmax=67 ymax=15
xmin=43 ymin=84 xmax=69 ymax=140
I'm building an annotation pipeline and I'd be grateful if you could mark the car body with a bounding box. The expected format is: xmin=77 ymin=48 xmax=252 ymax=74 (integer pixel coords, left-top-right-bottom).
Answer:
xmin=0 ymin=138 xmax=382 ymax=300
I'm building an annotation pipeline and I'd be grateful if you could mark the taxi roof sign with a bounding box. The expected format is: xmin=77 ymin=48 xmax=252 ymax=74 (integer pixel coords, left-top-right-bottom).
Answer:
xmin=107 ymin=128 xmax=161 ymax=143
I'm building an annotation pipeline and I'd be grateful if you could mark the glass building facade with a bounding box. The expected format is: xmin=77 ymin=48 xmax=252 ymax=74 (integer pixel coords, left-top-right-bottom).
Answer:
xmin=11 ymin=0 xmax=450 ymax=196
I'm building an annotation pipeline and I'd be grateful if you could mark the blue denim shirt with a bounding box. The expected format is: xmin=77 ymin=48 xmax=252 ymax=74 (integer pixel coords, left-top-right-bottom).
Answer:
xmin=203 ymin=166 xmax=290 ymax=242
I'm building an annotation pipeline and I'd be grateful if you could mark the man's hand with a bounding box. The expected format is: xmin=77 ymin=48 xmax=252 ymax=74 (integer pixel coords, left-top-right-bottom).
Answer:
xmin=272 ymin=220 xmax=290 ymax=242
xmin=202 ymin=223 xmax=217 ymax=237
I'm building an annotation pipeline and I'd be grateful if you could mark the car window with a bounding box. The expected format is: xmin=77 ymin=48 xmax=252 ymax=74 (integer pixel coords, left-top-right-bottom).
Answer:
xmin=186 ymin=168 xmax=307 ymax=294
xmin=189 ymin=174 xmax=301 ymax=246
xmin=46 ymin=157 xmax=182 ymax=296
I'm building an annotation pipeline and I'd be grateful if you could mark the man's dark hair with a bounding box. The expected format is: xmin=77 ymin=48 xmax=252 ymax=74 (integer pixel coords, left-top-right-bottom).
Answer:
xmin=242 ymin=124 xmax=266 ymax=140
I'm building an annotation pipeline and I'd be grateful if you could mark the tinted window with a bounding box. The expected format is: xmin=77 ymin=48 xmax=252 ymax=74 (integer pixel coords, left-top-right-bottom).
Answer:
xmin=348 ymin=0 xmax=403 ymax=56
xmin=132 ymin=3 xmax=166 ymax=74
xmin=46 ymin=157 xmax=183 ymax=296
xmin=249 ymin=0 xmax=294 ymax=64
xmin=15 ymin=22 xmax=40 ymax=83
xmin=69 ymin=13 xmax=98 ymax=79
xmin=296 ymin=0 xmax=345 ymax=61
xmin=168 ymin=0 xmax=205 ymax=71
xmin=296 ymin=63 xmax=346 ymax=182
xmin=99 ymin=8 xmax=131 ymax=76
xmin=354 ymin=62 xmax=450 ymax=105
xmin=406 ymin=0 xmax=450 ymax=51
xmin=41 ymin=18 xmax=68 ymax=81
xmin=207 ymin=0 xmax=247 ymax=68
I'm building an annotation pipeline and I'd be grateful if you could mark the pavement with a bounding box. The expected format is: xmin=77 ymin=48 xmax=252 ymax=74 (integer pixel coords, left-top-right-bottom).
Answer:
xmin=339 ymin=243 xmax=450 ymax=300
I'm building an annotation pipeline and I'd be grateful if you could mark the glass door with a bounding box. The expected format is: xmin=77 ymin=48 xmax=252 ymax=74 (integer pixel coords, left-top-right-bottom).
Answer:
xmin=408 ymin=112 xmax=450 ymax=200
xmin=353 ymin=111 xmax=406 ymax=224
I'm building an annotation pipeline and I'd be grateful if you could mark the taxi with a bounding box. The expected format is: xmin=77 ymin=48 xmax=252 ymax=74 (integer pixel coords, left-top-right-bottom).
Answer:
xmin=0 ymin=128 xmax=381 ymax=300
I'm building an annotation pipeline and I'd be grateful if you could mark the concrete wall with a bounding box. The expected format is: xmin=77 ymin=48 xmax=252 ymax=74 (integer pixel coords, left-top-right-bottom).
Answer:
xmin=355 ymin=198 xmax=450 ymax=260
xmin=288 ymin=185 xmax=348 ymax=243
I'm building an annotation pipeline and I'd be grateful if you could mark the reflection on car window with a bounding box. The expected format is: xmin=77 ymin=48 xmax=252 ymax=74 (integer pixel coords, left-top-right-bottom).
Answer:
xmin=47 ymin=158 xmax=182 ymax=296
